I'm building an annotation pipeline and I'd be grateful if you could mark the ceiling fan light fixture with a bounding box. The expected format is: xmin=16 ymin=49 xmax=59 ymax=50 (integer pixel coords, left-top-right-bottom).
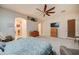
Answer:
xmin=36 ymin=4 xmax=55 ymax=17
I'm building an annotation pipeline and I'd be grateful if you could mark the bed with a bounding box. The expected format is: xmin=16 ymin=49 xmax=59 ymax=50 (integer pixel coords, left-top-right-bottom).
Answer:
xmin=0 ymin=37 xmax=53 ymax=55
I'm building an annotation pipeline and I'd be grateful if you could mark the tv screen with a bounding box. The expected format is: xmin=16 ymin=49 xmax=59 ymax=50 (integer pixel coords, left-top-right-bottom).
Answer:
xmin=51 ymin=23 xmax=59 ymax=27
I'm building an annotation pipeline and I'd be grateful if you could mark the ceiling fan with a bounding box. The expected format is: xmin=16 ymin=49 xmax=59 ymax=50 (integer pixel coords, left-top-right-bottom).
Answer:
xmin=36 ymin=4 xmax=55 ymax=17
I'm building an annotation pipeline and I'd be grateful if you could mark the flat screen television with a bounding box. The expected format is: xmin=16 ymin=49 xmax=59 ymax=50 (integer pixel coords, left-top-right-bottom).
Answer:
xmin=50 ymin=23 xmax=59 ymax=27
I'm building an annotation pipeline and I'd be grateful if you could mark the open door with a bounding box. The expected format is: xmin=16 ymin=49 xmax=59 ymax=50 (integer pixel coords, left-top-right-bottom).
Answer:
xmin=68 ymin=19 xmax=75 ymax=38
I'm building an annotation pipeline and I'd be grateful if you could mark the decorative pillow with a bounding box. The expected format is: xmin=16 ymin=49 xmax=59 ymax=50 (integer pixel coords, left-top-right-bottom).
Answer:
xmin=2 ymin=35 xmax=14 ymax=42
xmin=0 ymin=33 xmax=5 ymax=40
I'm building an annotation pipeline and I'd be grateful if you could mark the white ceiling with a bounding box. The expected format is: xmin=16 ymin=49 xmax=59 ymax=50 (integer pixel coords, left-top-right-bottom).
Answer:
xmin=0 ymin=4 xmax=55 ymax=20
xmin=0 ymin=4 xmax=79 ymax=21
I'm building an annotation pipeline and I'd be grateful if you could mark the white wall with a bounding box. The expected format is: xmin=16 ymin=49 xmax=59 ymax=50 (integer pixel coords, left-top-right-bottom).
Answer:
xmin=76 ymin=16 xmax=79 ymax=36
xmin=42 ymin=5 xmax=79 ymax=38
xmin=27 ymin=20 xmax=38 ymax=36
xmin=0 ymin=7 xmax=38 ymax=38
xmin=0 ymin=7 xmax=27 ymax=37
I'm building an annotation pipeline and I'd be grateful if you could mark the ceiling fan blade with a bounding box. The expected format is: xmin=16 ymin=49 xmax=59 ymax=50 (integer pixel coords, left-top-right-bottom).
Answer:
xmin=47 ymin=11 xmax=55 ymax=13
xmin=46 ymin=13 xmax=50 ymax=16
xmin=43 ymin=14 xmax=45 ymax=17
xmin=46 ymin=7 xmax=55 ymax=12
xmin=36 ymin=8 xmax=43 ymax=13
xmin=44 ymin=4 xmax=47 ymax=12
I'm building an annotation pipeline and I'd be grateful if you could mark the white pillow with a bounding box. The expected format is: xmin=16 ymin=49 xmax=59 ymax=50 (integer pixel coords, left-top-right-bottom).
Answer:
xmin=0 ymin=32 xmax=5 ymax=40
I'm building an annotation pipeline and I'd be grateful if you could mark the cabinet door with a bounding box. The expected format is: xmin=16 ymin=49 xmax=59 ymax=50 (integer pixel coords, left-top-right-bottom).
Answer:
xmin=68 ymin=19 xmax=75 ymax=37
xmin=51 ymin=27 xmax=58 ymax=37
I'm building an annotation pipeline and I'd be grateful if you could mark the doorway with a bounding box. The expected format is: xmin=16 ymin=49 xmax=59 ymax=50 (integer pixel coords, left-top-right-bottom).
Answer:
xmin=15 ymin=17 xmax=27 ymax=39
xmin=38 ymin=23 xmax=42 ymax=36
xmin=68 ymin=19 xmax=75 ymax=38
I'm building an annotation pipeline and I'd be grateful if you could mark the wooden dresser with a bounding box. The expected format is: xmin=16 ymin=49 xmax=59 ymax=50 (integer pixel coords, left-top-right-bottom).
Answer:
xmin=30 ymin=31 xmax=39 ymax=37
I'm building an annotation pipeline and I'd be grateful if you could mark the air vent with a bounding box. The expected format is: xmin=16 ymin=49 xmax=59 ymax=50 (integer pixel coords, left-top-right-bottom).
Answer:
xmin=27 ymin=16 xmax=37 ymax=22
